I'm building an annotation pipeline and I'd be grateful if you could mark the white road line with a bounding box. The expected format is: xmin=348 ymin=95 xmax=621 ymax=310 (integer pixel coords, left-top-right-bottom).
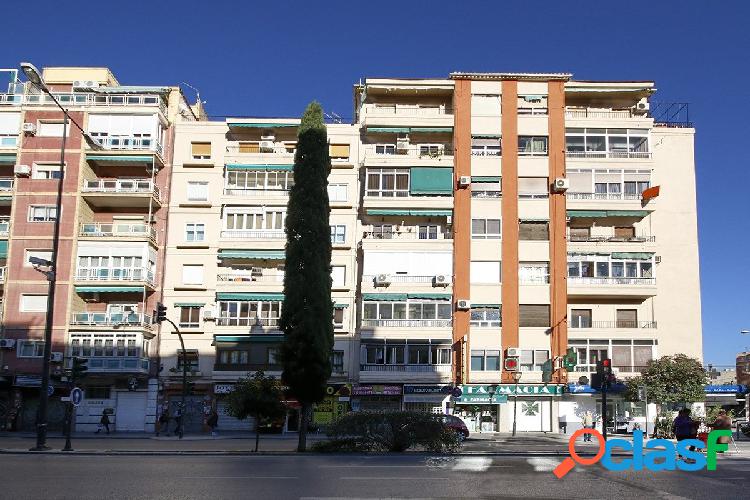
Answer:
xmin=340 ymin=477 xmax=452 ymax=480
xmin=451 ymin=457 xmax=493 ymax=471
xmin=178 ymin=476 xmax=299 ymax=479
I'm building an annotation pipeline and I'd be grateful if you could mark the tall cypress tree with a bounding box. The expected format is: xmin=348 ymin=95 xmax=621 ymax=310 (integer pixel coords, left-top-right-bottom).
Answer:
xmin=280 ymin=101 xmax=333 ymax=452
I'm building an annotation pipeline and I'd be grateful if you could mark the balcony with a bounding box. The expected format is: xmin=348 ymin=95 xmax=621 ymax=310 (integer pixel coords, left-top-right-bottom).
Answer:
xmin=84 ymin=356 xmax=150 ymax=374
xmin=565 ymin=150 xmax=651 ymax=160
xmin=217 ymin=272 xmax=284 ymax=283
xmin=82 ymin=179 xmax=161 ymax=208
xmin=565 ymin=191 xmax=654 ymax=213
xmin=570 ymin=321 xmax=657 ymax=329
xmin=567 ymin=232 xmax=655 ymax=243
xmin=224 ymin=144 xmax=295 ymax=162
xmin=75 ymin=267 xmax=155 ymax=288
xmin=220 ymin=229 xmax=285 ymax=240
xmin=574 ymin=365 xmax=649 ymax=376
xmin=361 ymin=144 xmax=454 ymax=167
xmin=565 ymin=109 xmax=640 ymax=120
xmin=90 ymin=135 xmax=163 ymax=156
xmin=0 ymin=216 xmax=9 ymax=236
xmin=567 ymin=276 xmax=656 ymax=298
xmin=0 ymin=177 xmax=14 ymax=191
xmin=215 ymin=317 xmax=280 ymax=328
xmin=70 ymin=312 xmax=153 ymax=329
xmin=0 ymin=92 xmax=166 ymax=114
xmin=359 ymin=363 xmax=451 ymax=383
xmin=362 ymin=103 xmax=454 ymax=129
xmin=79 ymin=222 xmax=157 ymax=244
xmin=223 ymin=187 xmax=290 ymax=199
xmin=362 ymin=275 xmax=451 ymax=286
xmin=361 ymin=319 xmax=452 ymax=328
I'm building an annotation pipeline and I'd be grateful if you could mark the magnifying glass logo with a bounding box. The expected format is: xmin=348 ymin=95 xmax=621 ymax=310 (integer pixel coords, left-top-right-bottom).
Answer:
xmin=553 ymin=428 xmax=606 ymax=478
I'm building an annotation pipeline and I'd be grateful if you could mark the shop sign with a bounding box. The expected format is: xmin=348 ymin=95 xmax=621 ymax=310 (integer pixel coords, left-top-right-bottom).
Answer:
xmin=14 ymin=375 xmax=42 ymax=387
xmin=326 ymin=384 xmax=352 ymax=401
xmin=459 ymin=384 xmax=565 ymax=396
xmin=214 ymin=383 xmax=235 ymax=394
xmin=352 ymin=384 xmax=401 ymax=396
xmin=454 ymin=393 xmax=508 ymax=404
xmin=403 ymin=385 xmax=452 ymax=395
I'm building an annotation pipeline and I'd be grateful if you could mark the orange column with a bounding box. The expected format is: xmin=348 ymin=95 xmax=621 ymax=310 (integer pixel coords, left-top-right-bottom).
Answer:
xmin=548 ymin=81 xmax=568 ymax=383
xmin=452 ymin=79 xmax=472 ymax=384
xmin=500 ymin=80 xmax=519 ymax=384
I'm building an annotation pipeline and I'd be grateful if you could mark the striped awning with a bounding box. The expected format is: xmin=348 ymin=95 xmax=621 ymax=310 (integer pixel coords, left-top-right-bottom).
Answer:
xmin=218 ymin=250 xmax=285 ymax=260
xmin=225 ymin=164 xmax=293 ymax=171
xmin=75 ymin=286 xmax=145 ymax=293
xmin=471 ymin=176 xmax=501 ymax=183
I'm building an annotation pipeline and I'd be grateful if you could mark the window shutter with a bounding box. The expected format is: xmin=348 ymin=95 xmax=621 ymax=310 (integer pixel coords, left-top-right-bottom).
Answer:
xmin=329 ymin=144 xmax=350 ymax=159
xmin=191 ymin=142 xmax=211 ymax=157
xmin=519 ymin=304 xmax=550 ymax=327
xmin=239 ymin=142 xmax=259 ymax=153
xmin=518 ymin=177 xmax=549 ymax=194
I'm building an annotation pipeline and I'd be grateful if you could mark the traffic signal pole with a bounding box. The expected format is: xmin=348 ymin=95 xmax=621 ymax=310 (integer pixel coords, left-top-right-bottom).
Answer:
xmin=602 ymin=385 xmax=608 ymax=442
xmin=155 ymin=304 xmax=187 ymax=439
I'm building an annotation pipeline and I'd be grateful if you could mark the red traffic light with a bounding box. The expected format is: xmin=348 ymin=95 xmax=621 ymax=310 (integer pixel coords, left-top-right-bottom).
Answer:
xmin=602 ymin=359 xmax=611 ymax=367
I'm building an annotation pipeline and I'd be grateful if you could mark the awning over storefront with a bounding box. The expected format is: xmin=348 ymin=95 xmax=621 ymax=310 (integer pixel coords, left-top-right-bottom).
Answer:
xmin=216 ymin=292 xmax=284 ymax=301
xmin=362 ymin=293 xmax=407 ymax=301
xmin=214 ymin=335 xmax=282 ymax=343
xmin=74 ymin=286 xmax=145 ymax=293
xmin=410 ymin=167 xmax=453 ymax=195
xmin=365 ymin=209 xmax=452 ymax=216
xmin=225 ymin=164 xmax=294 ymax=171
xmin=218 ymin=249 xmax=285 ymax=260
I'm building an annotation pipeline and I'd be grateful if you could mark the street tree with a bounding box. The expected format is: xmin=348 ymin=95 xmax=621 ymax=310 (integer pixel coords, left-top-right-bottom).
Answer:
xmin=280 ymin=101 xmax=334 ymax=452
xmin=223 ymin=371 xmax=286 ymax=452
xmin=625 ymin=354 xmax=708 ymax=407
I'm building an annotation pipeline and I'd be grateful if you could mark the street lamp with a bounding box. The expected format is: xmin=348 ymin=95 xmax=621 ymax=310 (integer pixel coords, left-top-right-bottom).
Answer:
xmin=512 ymin=371 xmax=522 ymax=437
xmin=21 ymin=62 xmax=101 ymax=452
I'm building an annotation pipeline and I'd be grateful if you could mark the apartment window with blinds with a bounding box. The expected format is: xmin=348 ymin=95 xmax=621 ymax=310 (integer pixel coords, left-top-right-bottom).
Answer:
xmin=224 ymin=210 xmax=285 ymax=231
xmin=366 ymin=168 xmax=409 ymax=197
xmin=519 ymin=305 xmax=550 ymax=327
xmin=176 ymin=350 xmax=200 ymax=371
xmin=519 ymin=221 xmax=549 ymax=241
xmin=28 ymin=205 xmax=57 ymax=222
xmin=471 ymin=219 xmax=501 ymax=239
xmin=331 ymin=266 xmax=346 ymax=288
xmin=470 ymin=261 xmax=501 ymax=284
xmin=519 ymin=262 xmax=550 ymax=284
xmin=32 ymin=163 xmax=62 ymax=179
xmin=327 ymin=183 xmax=348 ymax=202
xmin=470 ymin=307 xmax=501 ymax=327
xmin=518 ymin=177 xmax=549 ymax=199
xmin=471 ymin=137 xmax=501 ymax=156
xmin=187 ymin=181 xmax=209 ymax=201
xmin=518 ymin=136 xmax=548 ymax=156
xmin=37 ymin=121 xmax=68 ymax=137
xmin=20 ymin=294 xmax=48 ymax=312
xmin=226 ymin=170 xmax=293 ymax=192
xmin=333 ymin=308 xmax=345 ymax=329
xmin=470 ymin=350 xmax=501 ymax=371
xmin=329 ymin=144 xmax=350 ymax=160
xmin=182 ymin=265 xmax=204 ymax=285
xmin=191 ymin=142 xmax=211 ymax=160
xmin=519 ymin=349 xmax=550 ymax=371
xmin=17 ymin=340 xmax=46 ymax=357
xmin=616 ymin=309 xmax=638 ymax=328
xmin=571 ymin=309 xmax=592 ymax=328
xmin=471 ymin=181 xmax=502 ymax=198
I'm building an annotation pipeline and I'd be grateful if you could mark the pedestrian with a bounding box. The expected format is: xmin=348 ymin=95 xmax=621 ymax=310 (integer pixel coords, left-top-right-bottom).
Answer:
xmin=156 ymin=407 xmax=170 ymax=437
xmin=672 ymin=408 xmax=697 ymax=460
xmin=173 ymin=406 xmax=183 ymax=437
xmin=96 ymin=410 xmax=110 ymax=434
xmin=558 ymin=414 xmax=567 ymax=434
xmin=207 ymin=408 xmax=219 ymax=437
xmin=708 ymin=410 xmax=733 ymax=451
xmin=582 ymin=411 xmax=594 ymax=441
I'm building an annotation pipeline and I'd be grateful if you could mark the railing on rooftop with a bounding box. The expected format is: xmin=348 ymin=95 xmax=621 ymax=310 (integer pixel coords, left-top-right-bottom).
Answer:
xmin=565 ymin=108 xmax=637 ymax=119
xmin=650 ymin=102 xmax=692 ymax=128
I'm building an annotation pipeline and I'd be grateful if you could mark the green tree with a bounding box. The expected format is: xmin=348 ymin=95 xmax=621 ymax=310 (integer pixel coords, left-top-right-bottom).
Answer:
xmin=223 ymin=371 xmax=286 ymax=452
xmin=280 ymin=101 xmax=334 ymax=452
xmin=624 ymin=354 xmax=708 ymax=407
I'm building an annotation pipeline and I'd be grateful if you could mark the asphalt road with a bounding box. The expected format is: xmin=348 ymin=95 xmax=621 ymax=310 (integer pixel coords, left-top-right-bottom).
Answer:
xmin=0 ymin=453 xmax=748 ymax=499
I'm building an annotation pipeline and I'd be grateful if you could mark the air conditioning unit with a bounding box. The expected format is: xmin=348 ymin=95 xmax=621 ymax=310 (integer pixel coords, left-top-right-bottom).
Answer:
xmin=655 ymin=256 xmax=662 ymax=264
xmin=456 ymin=299 xmax=470 ymax=310
xmin=13 ymin=164 xmax=30 ymax=177
xmin=374 ymin=274 xmax=391 ymax=286
xmin=50 ymin=352 xmax=64 ymax=362
xmin=259 ymin=141 xmax=275 ymax=152
xmin=0 ymin=339 xmax=16 ymax=349
xmin=72 ymin=80 xmax=99 ymax=90
xmin=434 ymin=274 xmax=450 ymax=286
xmin=553 ymin=177 xmax=570 ymax=192
xmin=396 ymin=138 xmax=410 ymax=151
xmin=635 ymin=98 xmax=650 ymax=113
xmin=506 ymin=347 xmax=521 ymax=358
xmin=458 ymin=176 xmax=471 ymax=187
xmin=260 ymin=134 xmax=276 ymax=142
xmin=203 ymin=309 xmax=215 ymax=321
xmin=22 ymin=122 xmax=36 ymax=135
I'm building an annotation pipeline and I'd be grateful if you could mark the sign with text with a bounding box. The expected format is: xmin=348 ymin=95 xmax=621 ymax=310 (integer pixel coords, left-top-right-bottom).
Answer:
xmin=459 ymin=384 xmax=565 ymax=397
xmin=403 ymin=385 xmax=452 ymax=395
xmin=352 ymin=384 xmax=402 ymax=396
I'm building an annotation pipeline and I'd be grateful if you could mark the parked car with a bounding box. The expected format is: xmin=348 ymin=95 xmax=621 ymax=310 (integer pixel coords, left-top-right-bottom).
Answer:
xmin=443 ymin=414 xmax=470 ymax=441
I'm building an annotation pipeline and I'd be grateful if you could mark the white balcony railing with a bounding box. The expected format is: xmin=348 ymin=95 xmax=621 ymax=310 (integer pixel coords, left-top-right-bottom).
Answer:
xmin=568 ymin=277 xmax=655 ymax=286
xmin=567 ymin=232 xmax=655 ymax=243
xmin=565 ymin=150 xmax=652 ymax=159
xmin=79 ymin=222 xmax=156 ymax=242
xmin=0 ymin=92 xmax=166 ymax=113
xmin=220 ymin=230 xmax=285 ymax=239
xmin=217 ymin=273 xmax=284 ymax=283
xmin=565 ymin=109 xmax=636 ymax=120
xmin=83 ymin=356 xmax=150 ymax=373
xmin=223 ymin=187 xmax=290 ymax=197
xmin=0 ymin=216 xmax=10 ymax=236
xmin=90 ymin=136 xmax=163 ymax=155
xmin=83 ymin=179 xmax=160 ymax=200
xmin=363 ymin=103 xmax=453 ymax=117
xmin=362 ymin=144 xmax=454 ymax=158
xmin=75 ymin=267 xmax=155 ymax=286
xmin=360 ymin=364 xmax=452 ymax=373
xmin=361 ymin=319 xmax=452 ymax=328
xmin=363 ymin=274 xmax=450 ymax=284
xmin=70 ymin=312 xmax=152 ymax=327
xmin=0 ymin=177 xmax=14 ymax=191
xmin=362 ymin=230 xmax=452 ymax=241
xmin=566 ymin=192 xmax=642 ymax=201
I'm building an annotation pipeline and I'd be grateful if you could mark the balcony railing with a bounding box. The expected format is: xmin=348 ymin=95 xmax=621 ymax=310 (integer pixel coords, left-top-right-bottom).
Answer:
xmin=364 ymin=104 xmax=453 ymax=117
xmin=567 ymin=233 xmax=655 ymax=243
xmin=0 ymin=92 xmax=166 ymax=113
xmin=568 ymin=277 xmax=655 ymax=286
xmin=83 ymin=356 xmax=150 ymax=373
xmin=362 ymin=230 xmax=452 ymax=241
xmin=363 ymin=274 xmax=449 ymax=284
xmin=223 ymin=187 xmax=291 ymax=197
xmin=565 ymin=150 xmax=652 ymax=159
xmin=75 ymin=267 xmax=155 ymax=286
xmin=575 ymin=365 xmax=649 ymax=374
xmin=360 ymin=364 xmax=452 ymax=373
xmin=362 ymin=144 xmax=454 ymax=158
xmin=214 ymin=363 xmax=282 ymax=372
xmin=83 ymin=179 xmax=160 ymax=200
xmin=220 ymin=229 xmax=285 ymax=239
xmin=565 ymin=109 xmax=636 ymax=120
xmin=79 ymin=222 xmax=156 ymax=242
xmin=217 ymin=273 xmax=284 ymax=283
xmin=215 ymin=317 xmax=280 ymax=327
xmin=90 ymin=136 xmax=163 ymax=155
xmin=225 ymin=144 xmax=295 ymax=156
xmin=0 ymin=177 xmax=14 ymax=191
xmin=566 ymin=192 xmax=643 ymax=201
xmin=70 ymin=312 xmax=152 ymax=327
xmin=0 ymin=216 xmax=10 ymax=236
xmin=361 ymin=319 xmax=452 ymax=328
xmin=569 ymin=321 xmax=657 ymax=329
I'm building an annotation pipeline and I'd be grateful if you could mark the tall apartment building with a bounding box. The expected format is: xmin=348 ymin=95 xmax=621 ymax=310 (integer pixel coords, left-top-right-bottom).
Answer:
xmin=0 ymin=67 xmax=199 ymax=432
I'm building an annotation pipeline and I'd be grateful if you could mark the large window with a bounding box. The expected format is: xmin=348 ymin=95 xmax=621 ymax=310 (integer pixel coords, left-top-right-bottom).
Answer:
xmin=17 ymin=340 xmax=46 ymax=357
xmin=471 ymin=181 xmax=502 ymax=198
xmin=224 ymin=210 xmax=285 ymax=231
xmin=363 ymin=300 xmax=452 ymax=326
xmin=20 ymin=294 xmax=48 ymax=312
xmin=218 ymin=300 xmax=282 ymax=326
xmin=366 ymin=168 xmax=409 ymax=197
xmin=470 ymin=261 xmax=501 ymax=283
xmin=361 ymin=341 xmax=451 ymax=367
xmin=471 ymin=219 xmax=501 ymax=239
xmin=187 ymin=181 xmax=209 ymax=201
xmin=567 ymin=254 xmax=654 ymax=281
xmin=331 ymin=266 xmax=346 ymax=288
xmin=567 ymin=168 xmax=651 ymax=199
xmin=69 ymin=333 xmax=146 ymax=359
xmin=569 ymin=339 xmax=656 ymax=373
xmin=179 ymin=306 xmax=202 ymax=328
xmin=28 ymin=205 xmax=57 ymax=222
xmin=32 ymin=163 xmax=62 ymax=179
xmin=185 ymin=223 xmax=205 ymax=242
xmin=519 ymin=305 xmax=550 ymax=327
xmin=519 ymin=262 xmax=550 ymax=284
xmin=24 ymin=250 xmax=53 ymax=267
xmin=176 ymin=350 xmax=200 ymax=371
xmin=519 ymin=349 xmax=550 ymax=371
xmin=226 ymin=170 xmax=294 ymax=192
xmin=566 ymin=128 xmax=649 ymax=158
xmin=37 ymin=121 xmax=68 ymax=137
xmin=518 ymin=136 xmax=548 ymax=156
xmin=518 ymin=177 xmax=548 ymax=199
xmin=471 ymin=350 xmax=501 ymax=371
xmin=471 ymin=137 xmax=501 ymax=156
xmin=329 ymin=144 xmax=350 ymax=160
xmin=470 ymin=307 xmax=501 ymax=327
xmin=519 ymin=221 xmax=549 ymax=241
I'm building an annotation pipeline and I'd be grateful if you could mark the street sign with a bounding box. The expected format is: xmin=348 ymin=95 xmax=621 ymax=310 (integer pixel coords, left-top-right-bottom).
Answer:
xmin=70 ymin=387 xmax=83 ymax=406
xmin=47 ymin=385 xmax=54 ymax=396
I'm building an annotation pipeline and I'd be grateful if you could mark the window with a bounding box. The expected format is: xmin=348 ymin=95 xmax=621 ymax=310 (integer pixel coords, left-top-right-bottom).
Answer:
xmin=333 ymin=308 xmax=344 ymax=329
xmin=518 ymin=136 xmax=548 ymax=156
xmin=571 ymin=309 xmax=592 ymax=328
xmin=568 ymin=227 xmax=591 ymax=241
xmin=191 ymin=142 xmax=211 ymax=160
xmin=471 ymin=181 xmax=502 ymax=198
xmin=519 ymin=221 xmax=549 ymax=241
xmin=187 ymin=181 xmax=209 ymax=202
xmin=408 ymin=344 xmax=430 ymax=364
xmin=24 ymin=250 xmax=53 ymax=267
xmin=331 ymin=266 xmax=346 ymax=288
xmin=431 ymin=345 xmax=451 ymax=365
xmin=20 ymin=294 xmax=48 ymax=312
xmin=470 ymin=350 xmax=501 ymax=371
xmin=614 ymin=227 xmax=636 ymax=239
xmin=28 ymin=205 xmax=57 ymax=222
xmin=224 ymin=209 xmax=285 ymax=232
xmin=470 ymin=261 xmax=501 ymax=284
xmin=176 ymin=350 xmax=200 ymax=371
xmin=370 ymin=225 xmax=394 ymax=239
xmin=569 ymin=339 xmax=655 ymax=373
xmin=218 ymin=300 xmax=282 ymax=326
xmin=519 ymin=349 xmax=550 ymax=371
xmin=331 ymin=350 xmax=345 ymax=372
xmin=519 ymin=262 xmax=549 ymax=284
xmin=418 ymin=225 xmax=438 ymax=240
xmin=330 ymin=225 xmax=346 ymax=244
xmin=471 ymin=94 xmax=501 ymax=115
xmin=567 ymin=255 xmax=655 ymax=280
xmin=517 ymin=95 xmax=548 ymax=115
xmin=182 ymin=265 xmax=204 ymax=285
xmin=366 ymin=168 xmax=409 ymax=197
xmin=267 ymin=347 xmax=280 ymax=365
xmin=17 ymin=340 xmax=46 ymax=357
xmin=179 ymin=306 xmax=202 ymax=328
xmin=374 ymin=144 xmax=396 ymax=155
xmin=185 ymin=223 xmax=205 ymax=242
xmin=470 ymin=307 xmax=501 ymax=327
xmin=470 ymin=350 xmax=485 ymax=371
xmin=471 ymin=137 xmax=501 ymax=156
xmin=32 ymin=163 xmax=62 ymax=179
xmin=327 ymin=183 xmax=348 ymax=202
xmin=518 ymin=178 xmax=548 ymax=199
xmin=565 ymin=128 xmax=650 ymax=158
xmin=362 ymin=301 xmax=451 ymax=323
xmin=616 ymin=309 xmax=638 ymax=328
xmin=37 ymin=121 xmax=68 ymax=137
xmin=471 ymin=219 xmax=501 ymax=239
xmin=329 ymin=144 xmax=350 ymax=160
xmin=361 ymin=341 xmax=449 ymax=366
xmin=519 ymin=305 xmax=550 ymax=327
xmin=226 ymin=170 xmax=294 ymax=192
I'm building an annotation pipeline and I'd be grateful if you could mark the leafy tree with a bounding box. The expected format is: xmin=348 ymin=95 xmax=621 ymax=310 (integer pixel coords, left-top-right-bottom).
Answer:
xmin=280 ymin=101 xmax=334 ymax=452
xmin=624 ymin=354 xmax=708 ymax=407
xmin=223 ymin=371 xmax=285 ymax=452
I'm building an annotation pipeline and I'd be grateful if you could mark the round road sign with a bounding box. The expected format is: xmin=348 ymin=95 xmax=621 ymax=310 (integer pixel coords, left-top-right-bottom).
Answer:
xmin=70 ymin=387 xmax=84 ymax=407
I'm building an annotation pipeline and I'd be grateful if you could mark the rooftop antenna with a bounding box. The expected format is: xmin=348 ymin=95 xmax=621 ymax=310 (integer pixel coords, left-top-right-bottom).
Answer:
xmin=181 ymin=81 xmax=205 ymax=104
xmin=324 ymin=111 xmax=343 ymax=124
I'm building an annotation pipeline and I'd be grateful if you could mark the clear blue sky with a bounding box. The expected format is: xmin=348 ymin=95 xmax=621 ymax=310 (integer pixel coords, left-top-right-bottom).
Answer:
xmin=4 ymin=1 xmax=748 ymax=365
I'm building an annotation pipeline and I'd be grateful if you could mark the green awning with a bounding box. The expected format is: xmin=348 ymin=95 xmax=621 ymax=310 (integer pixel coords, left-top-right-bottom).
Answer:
xmin=75 ymin=286 xmax=145 ymax=293
xmin=410 ymin=209 xmax=453 ymax=216
xmin=225 ymin=164 xmax=294 ymax=171
xmin=0 ymin=196 xmax=11 ymax=202
xmin=605 ymin=210 xmax=650 ymax=217
xmin=471 ymin=304 xmax=501 ymax=308
xmin=227 ymin=123 xmax=298 ymax=128
xmin=410 ymin=167 xmax=454 ymax=195
xmin=0 ymin=154 xmax=16 ymax=164
xmin=0 ymin=240 xmax=7 ymax=258
xmin=472 ymin=134 xmax=501 ymax=139
xmin=611 ymin=252 xmax=654 ymax=260
xmin=407 ymin=293 xmax=452 ymax=300
xmin=362 ymin=293 xmax=408 ymax=301
xmin=216 ymin=292 xmax=284 ymax=301
xmin=366 ymin=127 xmax=411 ymax=134
xmin=410 ymin=127 xmax=453 ymax=133
xmin=365 ymin=209 xmax=453 ymax=216
xmin=86 ymin=155 xmax=154 ymax=163
xmin=174 ymin=302 xmax=205 ymax=307
xmin=214 ymin=335 xmax=283 ymax=343
xmin=567 ymin=210 xmax=607 ymax=218
xmin=218 ymin=250 xmax=285 ymax=260
xmin=471 ymin=176 xmax=501 ymax=183
xmin=334 ymin=303 xmax=349 ymax=308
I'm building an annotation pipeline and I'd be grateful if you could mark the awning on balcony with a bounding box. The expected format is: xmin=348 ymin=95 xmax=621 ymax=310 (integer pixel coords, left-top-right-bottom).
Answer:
xmin=410 ymin=127 xmax=453 ymax=133
xmin=218 ymin=250 xmax=286 ymax=260
xmin=173 ymin=302 xmax=205 ymax=307
xmin=365 ymin=127 xmax=411 ymax=134
xmin=365 ymin=209 xmax=452 ymax=216
xmin=605 ymin=210 xmax=650 ymax=217
xmin=225 ymin=164 xmax=294 ymax=171
xmin=471 ymin=303 xmax=501 ymax=308
xmin=75 ymin=286 xmax=145 ymax=293
xmin=472 ymin=134 xmax=501 ymax=139
xmin=0 ymin=240 xmax=7 ymax=258
xmin=471 ymin=176 xmax=501 ymax=183
xmin=214 ymin=335 xmax=283 ymax=343
xmin=0 ymin=154 xmax=16 ymax=164
xmin=227 ymin=122 xmax=298 ymax=128
xmin=611 ymin=252 xmax=654 ymax=260
xmin=86 ymin=154 xmax=154 ymax=163
xmin=407 ymin=293 xmax=452 ymax=300
xmin=567 ymin=210 xmax=607 ymax=218
xmin=93 ymin=86 xmax=171 ymax=94
xmin=216 ymin=292 xmax=284 ymax=301
xmin=410 ymin=167 xmax=454 ymax=195
xmin=362 ymin=293 xmax=408 ymax=301
xmin=334 ymin=303 xmax=349 ymax=308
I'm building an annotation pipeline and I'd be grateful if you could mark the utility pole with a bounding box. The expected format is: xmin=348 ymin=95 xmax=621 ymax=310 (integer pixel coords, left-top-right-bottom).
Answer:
xmin=154 ymin=303 xmax=188 ymax=438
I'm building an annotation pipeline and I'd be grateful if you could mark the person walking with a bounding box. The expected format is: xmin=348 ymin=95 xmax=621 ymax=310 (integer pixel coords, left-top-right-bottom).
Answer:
xmin=96 ymin=410 xmax=110 ymax=434
xmin=709 ymin=410 xmax=733 ymax=451
xmin=673 ymin=408 xmax=697 ymax=461
xmin=156 ymin=407 xmax=170 ymax=437
xmin=582 ymin=411 xmax=594 ymax=441
xmin=173 ymin=405 xmax=183 ymax=438
xmin=207 ymin=409 xmax=219 ymax=437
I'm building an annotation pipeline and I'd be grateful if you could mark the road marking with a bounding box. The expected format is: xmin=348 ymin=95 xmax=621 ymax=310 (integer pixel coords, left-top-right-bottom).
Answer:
xmin=451 ymin=457 xmax=492 ymax=471
xmin=179 ymin=476 xmax=298 ymax=479
xmin=527 ymin=457 xmax=564 ymax=472
xmin=340 ymin=477 xmax=452 ymax=481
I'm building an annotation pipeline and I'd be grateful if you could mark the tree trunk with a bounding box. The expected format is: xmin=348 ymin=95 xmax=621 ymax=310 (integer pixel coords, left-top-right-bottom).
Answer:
xmin=297 ymin=403 xmax=311 ymax=452
xmin=255 ymin=412 xmax=260 ymax=452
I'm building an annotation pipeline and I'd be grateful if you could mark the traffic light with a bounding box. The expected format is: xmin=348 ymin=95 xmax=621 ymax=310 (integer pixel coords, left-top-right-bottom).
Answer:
xmin=593 ymin=358 xmax=613 ymax=390
xmin=541 ymin=359 xmax=553 ymax=383
xmin=71 ymin=357 xmax=89 ymax=380
xmin=504 ymin=357 xmax=519 ymax=371
xmin=154 ymin=302 xmax=167 ymax=324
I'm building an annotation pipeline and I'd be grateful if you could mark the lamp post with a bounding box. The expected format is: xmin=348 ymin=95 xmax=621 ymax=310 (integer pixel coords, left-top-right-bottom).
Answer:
xmin=21 ymin=62 xmax=101 ymax=451
xmin=512 ymin=371 xmax=522 ymax=437
xmin=487 ymin=384 xmax=498 ymax=433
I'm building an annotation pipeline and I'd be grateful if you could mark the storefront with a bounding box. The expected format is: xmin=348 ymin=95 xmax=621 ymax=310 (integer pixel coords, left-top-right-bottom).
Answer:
xmin=351 ymin=384 xmax=401 ymax=411
xmin=560 ymin=382 xmax=655 ymax=435
xmin=402 ymin=385 xmax=452 ymax=413
xmin=450 ymin=385 xmax=508 ymax=432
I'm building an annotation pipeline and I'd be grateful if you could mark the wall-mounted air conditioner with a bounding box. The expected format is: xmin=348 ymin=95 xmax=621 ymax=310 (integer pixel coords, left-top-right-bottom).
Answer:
xmin=458 ymin=176 xmax=471 ymax=187
xmin=13 ymin=164 xmax=30 ymax=177
xmin=506 ymin=347 xmax=521 ymax=358
xmin=434 ymin=274 xmax=450 ymax=287
xmin=553 ymin=177 xmax=569 ymax=192
xmin=374 ymin=274 xmax=391 ymax=286
xmin=456 ymin=299 xmax=470 ymax=310
xmin=72 ymin=80 xmax=99 ymax=90
xmin=22 ymin=122 xmax=36 ymax=135
xmin=259 ymin=141 xmax=275 ymax=152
